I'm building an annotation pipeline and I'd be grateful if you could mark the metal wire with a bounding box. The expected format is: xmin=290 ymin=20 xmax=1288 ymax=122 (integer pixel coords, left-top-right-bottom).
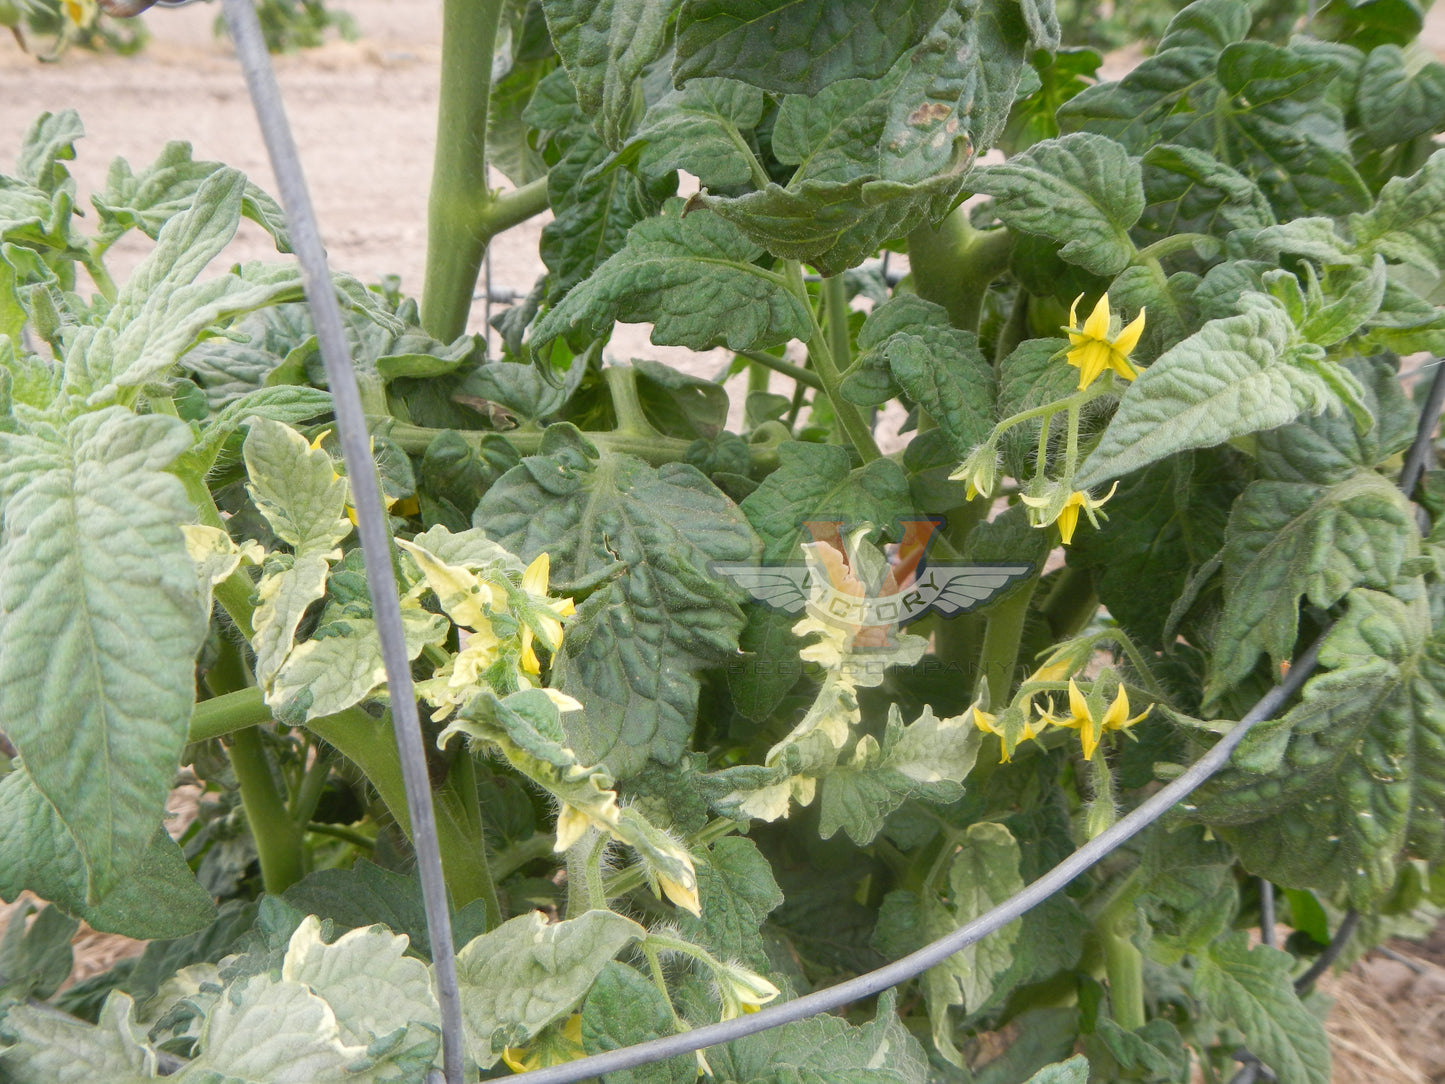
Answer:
xmin=515 ymin=637 xmax=1325 ymax=1084
xmin=516 ymin=356 xmax=1445 ymax=1084
xmin=219 ymin=3 xmax=465 ymax=1080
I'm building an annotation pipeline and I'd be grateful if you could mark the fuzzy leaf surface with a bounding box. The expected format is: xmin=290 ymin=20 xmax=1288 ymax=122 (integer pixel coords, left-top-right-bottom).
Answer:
xmin=476 ymin=424 xmax=757 ymax=776
xmin=1075 ymin=302 xmax=1336 ymax=487
xmin=0 ymin=409 xmax=204 ymax=899
xmin=970 ymin=133 xmax=1144 ymax=276
xmin=532 ymin=199 xmax=810 ymax=353
xmin=1195 ymin=933 xmax=1330 ymax=1084
xmin=455 ymin=909 xmax=645 ymax=1066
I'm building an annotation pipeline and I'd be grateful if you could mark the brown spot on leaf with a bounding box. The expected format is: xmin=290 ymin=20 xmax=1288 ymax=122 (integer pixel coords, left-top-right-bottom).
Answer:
xmin=906 ymin=102 xmax=952 ymax=127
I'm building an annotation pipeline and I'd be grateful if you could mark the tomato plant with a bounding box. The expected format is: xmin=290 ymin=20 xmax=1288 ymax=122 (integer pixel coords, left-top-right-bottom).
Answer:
xmin=2 ymin=0 xmax=1445 ymax=1081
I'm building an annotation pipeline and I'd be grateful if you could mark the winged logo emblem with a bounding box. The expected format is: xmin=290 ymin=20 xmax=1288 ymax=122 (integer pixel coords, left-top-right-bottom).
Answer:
xmin=712 ymin=518 xmax=1032 ymax=631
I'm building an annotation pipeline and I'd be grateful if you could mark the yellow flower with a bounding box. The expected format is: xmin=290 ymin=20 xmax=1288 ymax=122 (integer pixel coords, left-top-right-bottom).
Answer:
xmin=1020 ymin=482 xmax=1118 ymax=545
xmin=970 ymin=705 xmax=1040 ymax=763
xmin=1039 ymin=679 xmax=1152 ymax=760
xmin=717 ymin=964 xmax=780 ymax=1020
xmin=1063 ymin=294 xmax=1146 ymax=390
xmin=517 ymin=553 xmax=577 ymax=675
xmin=950 ymin=443 xmax=998 ymax=501
xmin=502 ymin=1014 xmax=585 ymax=1073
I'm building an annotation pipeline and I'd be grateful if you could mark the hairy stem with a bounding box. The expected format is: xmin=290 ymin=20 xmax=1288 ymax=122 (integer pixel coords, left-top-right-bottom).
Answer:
xmin=420 ymin=0 xmax=509 ymax=341
xmin=980 ymin=578 xmax=1040 ymax=707
xmin=1097 ymin=880 xmax=1146 ymax=1031
xmin=1040 ymin=565 xmax=1099 ymax=639
xmin=739 ymin=349 xmax=823 ymax=390
xmin=906 ymin=208 xmax=1013 ymax=332
xmin=802 ymin=270 xmax=881 ymax=461
xmin=383 ymin=420 xmax=781 ymax=473
xmin=228 ymin=727 xmax=306 ymax=893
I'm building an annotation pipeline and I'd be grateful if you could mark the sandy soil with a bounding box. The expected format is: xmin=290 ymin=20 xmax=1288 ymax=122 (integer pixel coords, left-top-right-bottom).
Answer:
xmin=4 ymin=5 xmax=1445 ymax=1080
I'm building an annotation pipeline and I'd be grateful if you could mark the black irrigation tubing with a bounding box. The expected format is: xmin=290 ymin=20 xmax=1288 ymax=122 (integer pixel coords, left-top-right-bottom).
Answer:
xmin=1294 ymin=909 xmax=1362 ymax=995
xmin=517 ymin=355 xmax=1445 ymax=1084
xmin=218 ymin=3 xmax=465 ymax=1082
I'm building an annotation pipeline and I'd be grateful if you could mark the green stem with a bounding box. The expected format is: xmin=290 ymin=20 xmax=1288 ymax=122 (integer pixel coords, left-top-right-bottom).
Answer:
xmin=480 ymin=176 xmax=551 ymax=236
xmin=304 ymin=708 xmax=501 ymax=924
xmin=739 ymin=349 xmax=823 ymax=390
xmin=604 ymin=365 xmax=656 ymax=437
xmin=995 ymin=285 xmax=1032 ymax=365
xmin=306 ymin=822 xmax=376 ymax=849
xmin=81 ymin=249 xmax=117 ymax=302
xmin=802 ymin=270 xmax=881 ymax=462
xmin=980 ymin=577 xmax=1040 ymax=707
xmin=190 ymin=687 xmax=271 ymax=742
xmin=433 ymin=757 xmax=503 ymax=925
xmin=906 ymin=208 xmax=1013 ymax=332
xmin=490 ymin=834 xmax=557 ymax=881
xmin=932 ymin=499 xmax=991 ymax=676
xmin=291 ymin=745 xmax=334 ymax=827
xmin=1039 ymin=565 xmax=1100 ymax=639
xmin=419 ymin=0 xmax=509 ymax=341
xmin=1097 ymin=875 xmax=1146 ymax=1031
xmin=564 ymin=830 xmax=600 ymax=918
xmin=1133 ymin=232 xmax=1209 ymax=264
xmin=382 ymin=420 xmax=780 ymax=473
xmin=228 ymin=727 xmax=306 ymax=893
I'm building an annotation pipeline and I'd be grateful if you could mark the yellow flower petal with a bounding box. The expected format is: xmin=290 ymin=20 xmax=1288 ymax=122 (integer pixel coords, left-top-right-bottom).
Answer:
xmin=523 ymin=552 xmax=551 ymax=595
xmin=1083 ymin=294 xmax=1112 ymax=339
xmin=1057 ymin=495 xmax=1083 ymax=545
xmin=1068 ymin=678 xmax=1089 ymax=721
xmin=1113 ymin=307 xmax=1147 ymax=359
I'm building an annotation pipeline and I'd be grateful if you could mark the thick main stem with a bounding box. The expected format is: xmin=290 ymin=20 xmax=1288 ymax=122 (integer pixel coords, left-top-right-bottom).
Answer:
xmin=228 ymin=727 xmax=306 ymax=893
xmin=980 ymin=578 xmax=1040 ymax=707
xmin=420 ymin=0 xmax=508 ymax=341
xmin=906 ymin=207 xmax=1013 ymax=333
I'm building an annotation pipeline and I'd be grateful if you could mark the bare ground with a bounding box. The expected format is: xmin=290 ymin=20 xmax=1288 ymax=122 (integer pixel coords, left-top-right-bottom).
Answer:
xmin=3 ymin=3 xmax=1445 ymax=1079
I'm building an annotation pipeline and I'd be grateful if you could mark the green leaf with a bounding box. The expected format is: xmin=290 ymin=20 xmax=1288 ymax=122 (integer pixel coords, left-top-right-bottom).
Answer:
xmin=283 ymin=860 xmax=492 ymax=961
xmin=0 ymin=993 xmax=157 ymax=1083
xmin=707 ymin=989 xmax=928 ymax=1084
xmin=1059 ymin=24 xmax=1370 ymax=220
xmin=477 ymin=424 xmax=758 ymax=776
xmin=1135 ymin=824 xmax=1238 ymax=964
xmin=1197 ymin=587 xmax=1445 ymax=906
xmin=0 ymin=765 xmax=216 ymax=939
xmin=252 ymin=555 xmax=331 ymax=692
xmin=674 ymin=0 xmax=954 ymax=94
xmin=268 ymin=606 xmax=449 ymax=725
xmin=532 ymin=198 xmax=811 ymax=354
xmin=873 ymin=822 xmax=1023 ymax=1065
xmin=65 ymin=170 xmax=313 ymax=400
xmin=581 ymin=963 xmax=696 ymax=1084
xmin=853 ymin=295 xmax=995 ymax=458
xmin=618 ymin=78 xmax=767 ymax=190
xmin=686 ymin=0 xmax=1049 ymax=274
xmin=185 ymin=972 xmax=383 ymax=1083
xmin=1349 ymin=148 xmax=1445 ymax=282
xmin=1195 ymin=932 xmax=1331 ymax=1084
xmin=14 ymin=109 xmax=84 ymax=194
xmin=1021 ymin=1056 xmax=1090 ymax=1084
xmin=677 ymin=836 xmax=784 ymax=970
xmin=92 ymin=141 xmax=290 ymax=251
xmin=1206 ymin=471 xmax=1414 ymax=701
xmin=541 ymin=123 xmax=673 ymax=301
xmin=818 ymin=704 xmax=981 ymax=844
xmin=1094 ymin=1019 xmax=1189 ymax=1084
xmin=540 ymin=0 xmax=671 ymax=147
xmin=455 ymin=909 xmax=645 ymax=1067
xmin=970 ymin=133 xmax=1144 ymax=276
xmin=1355 ymin=46 xmax=1445 ymax=149
xmin=242 ymin=417 xmax=352 ymax=559
xmin=0 ymin=409 xmax=205 ymax=899
xmin=1138 ymin=143 xmax=1275 ymax=244
xmin=0 ymin=903 xmax=77 ymax=1006
xmin=171 ymin=385 xmax=333 ymax=482
xmin=1074 ymin=301 xmax=1337 ymax=488
xmin=1068 ymin=450 xmax=1237 ymax=653
xmin=280 ymin=916 xmax=440 ymax=1062
xmin=634 ymin=358 xmax=730 ymax=439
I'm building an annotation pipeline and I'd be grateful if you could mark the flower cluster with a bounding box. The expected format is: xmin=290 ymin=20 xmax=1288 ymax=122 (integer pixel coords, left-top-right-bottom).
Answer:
xmin=973 ymin=677 xmax=1151 ymax=762
xmin=397 ymin=539 xmax=576 ymax=720
xmin=950 ymin=291 xmax=1144 ymax=548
